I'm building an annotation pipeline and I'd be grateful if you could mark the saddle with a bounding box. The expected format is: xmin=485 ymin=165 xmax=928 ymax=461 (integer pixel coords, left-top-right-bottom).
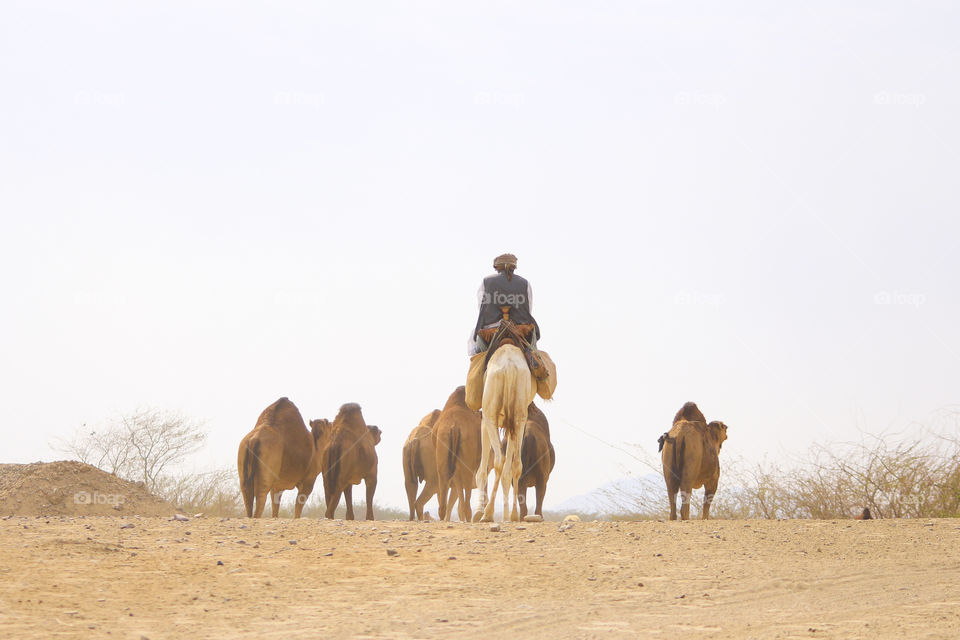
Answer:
xmin=477 ymin=323 xmax=535 ymax=344
xmin=482 ymin=308 xmax=549 ymax=380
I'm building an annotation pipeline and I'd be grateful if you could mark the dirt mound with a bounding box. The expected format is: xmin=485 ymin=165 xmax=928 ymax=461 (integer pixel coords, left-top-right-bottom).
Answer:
xmin=0 ymin=461 xmax=175 ymax=517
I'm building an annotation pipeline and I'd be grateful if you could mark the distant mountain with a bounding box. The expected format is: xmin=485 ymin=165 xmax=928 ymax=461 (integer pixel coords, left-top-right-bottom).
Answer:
xmin=548 ymin=473 xmax=663 ymax=515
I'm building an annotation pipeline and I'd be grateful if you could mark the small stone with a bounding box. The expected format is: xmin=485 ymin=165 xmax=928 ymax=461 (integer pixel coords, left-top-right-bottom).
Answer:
xmin=323 ymin=552 xmax=333 ymax=557
xmin=525 ymin=538 xmax=535 ymax=543
xmin=447 ymin=556 xmax=456 ymax=560
xmin=171 ymin=514 xmax=189 ymax=522
xmin=288 ymin=540 xmax=297 ymax=545
xmin=216 ymin=561 xmax=223 ymax=566
xmin=489 ymin=524 xmax=501 ymax=532
xmin=386 ymin=549 xmax=398 ymax=557
xmin=119 ymin=524 xmax=135 ymax=530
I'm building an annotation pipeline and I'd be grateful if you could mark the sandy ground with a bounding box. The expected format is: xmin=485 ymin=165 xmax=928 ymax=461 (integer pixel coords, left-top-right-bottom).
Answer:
xmin=1 ymin=516 xmax=958 ymax=639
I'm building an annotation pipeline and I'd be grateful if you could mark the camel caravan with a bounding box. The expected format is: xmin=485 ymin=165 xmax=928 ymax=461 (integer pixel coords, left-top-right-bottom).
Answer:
xmin=237 ymin=253 xmax=731 ymax=522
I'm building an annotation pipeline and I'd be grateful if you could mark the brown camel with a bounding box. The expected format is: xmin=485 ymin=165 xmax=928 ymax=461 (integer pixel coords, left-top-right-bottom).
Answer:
xmin=402 ymin=409 xmax=441 ymax=521
xmin=516 ymin=403 xmax=555 ymax=519
xmin=659 ymin=402 xmax=729 ymax=520
xmin=433 ymin=386 xmax=483 ymax=522
xmin=320 ymin=403 xmax=381 ymax=520
xmin=237 ymin=397 xmax=323 ymax=518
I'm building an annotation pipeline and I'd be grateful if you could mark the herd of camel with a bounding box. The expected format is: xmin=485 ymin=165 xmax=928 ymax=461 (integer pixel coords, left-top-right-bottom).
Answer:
xmin=237 ymin=346 xmax=733 ymax=523
xmin=236 ymin=385 xmax=556 ymax=523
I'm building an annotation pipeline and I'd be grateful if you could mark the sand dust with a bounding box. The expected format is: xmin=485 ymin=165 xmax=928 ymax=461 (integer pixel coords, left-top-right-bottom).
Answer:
xmin=1 ymin=515 xmax=958 ymax=639
xmin=0 ymin=461 xmax=175 ymax=517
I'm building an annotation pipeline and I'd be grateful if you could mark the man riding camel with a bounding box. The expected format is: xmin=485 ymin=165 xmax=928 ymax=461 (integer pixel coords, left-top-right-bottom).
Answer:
xmin=470 ymin=253 xmax=540 ymax=354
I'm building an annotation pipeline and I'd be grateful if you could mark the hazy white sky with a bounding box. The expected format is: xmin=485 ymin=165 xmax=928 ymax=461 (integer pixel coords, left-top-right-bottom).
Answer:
xmin=2 ymin=1 xmax=958 ymax=512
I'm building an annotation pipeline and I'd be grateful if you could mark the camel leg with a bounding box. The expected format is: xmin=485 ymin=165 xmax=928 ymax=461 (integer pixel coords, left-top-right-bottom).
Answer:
xmin=535 ymin=479 xmax=547 ymax=517
xmin=415 ymin=481 xmax=436 ymax=520
xmin=365 ymin=475 xmax=377 ymax=521
xmin=702 ymin=481 xmax=718 ymax=520
xmin=253 ymin=491 xmax=268 ymax=518
xmin=242 ymin=483 xmax=254 ymax=518
xmin=461 ymin=486 xmax=473 ymax=523
xmin=475 ymin=433 xmax=491 ymax=519
xmin=500 ymin=439 xmax=512 ymax=522
xmin=505 ymin=420 xmax=526 ymax=522
xmin=405 ymin=477 xmax=418 ymax=521
xmin=663 ymin=464 xmax=680 ymax=520
xmin=473 ymin=467 xmax=488 ymax=522
xmin=680 ymin=487 xmax=692 ymax=521
xmin=479 ymin=413 xmax=503 ymax=523
xmin=518 ymin=485 xmax=529 ymax=519
xmin=443 ymin=486 xmax=457 ymax=522
xmin=270 ymin=490 xmax=283 ymax=518
xmin=511 ymin=418 xmax=528 ymax=522
xmin=293 ymin=485 xmax=310 ymax=518
xmin=344 ymin=485 xmax=355 ymax=520
xmin=437 ymin=472 xmax=450 ymax=521
xmin=324 ymin=488 xmax=342 ymax=519
xmin=503 ymin=435 xmax=524 ymax=522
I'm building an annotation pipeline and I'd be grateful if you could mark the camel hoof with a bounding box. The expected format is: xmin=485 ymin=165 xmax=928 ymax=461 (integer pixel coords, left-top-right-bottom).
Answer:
xmin=479 ymin=514 xmax=494 ymax=523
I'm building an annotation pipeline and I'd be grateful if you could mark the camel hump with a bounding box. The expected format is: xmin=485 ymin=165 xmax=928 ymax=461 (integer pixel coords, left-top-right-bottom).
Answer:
xmin=673 ymin=401 xmax=706 ymax=424
xmin=338 ymin=402 xmax=362 ymax=414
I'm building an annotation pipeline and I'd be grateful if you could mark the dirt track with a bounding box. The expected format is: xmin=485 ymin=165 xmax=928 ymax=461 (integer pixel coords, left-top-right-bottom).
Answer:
xmin=1 ymin=516 xmax=958 ymax=639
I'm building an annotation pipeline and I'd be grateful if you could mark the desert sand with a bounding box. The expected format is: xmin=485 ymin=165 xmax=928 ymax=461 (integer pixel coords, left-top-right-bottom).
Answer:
xmin=1 ymin=515 xmax=958 ymax=639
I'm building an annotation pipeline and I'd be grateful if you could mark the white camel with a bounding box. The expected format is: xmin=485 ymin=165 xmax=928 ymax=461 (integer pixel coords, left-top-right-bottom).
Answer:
xmin=475 ymin=344 xmax=537 ymax=522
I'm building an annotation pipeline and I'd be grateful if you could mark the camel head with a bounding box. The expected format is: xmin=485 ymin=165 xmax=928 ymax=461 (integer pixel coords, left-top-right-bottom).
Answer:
xmin=367 ymin=425 xmax=382 ymax=445
xmin=309 ymin=418 xmax=330 ymax=444
xmin=707 ymin=421 xmax=728 ymax=450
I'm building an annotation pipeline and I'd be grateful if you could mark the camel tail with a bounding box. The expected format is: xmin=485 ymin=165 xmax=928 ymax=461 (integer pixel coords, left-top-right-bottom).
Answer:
xmin=403 ymin=441 xmax=419 ymax=484
xmin=325 ymin=442 xmax=342 ymax=498
xmin=673 ymin=436 xmax=685 ymax=484
xmin=241 ymin=439 xmax=259 ymax=518
xmin=501 ymin=363 xmax=520 ymax=438
xmin=443 ymin=428 xmax=460 ymax=482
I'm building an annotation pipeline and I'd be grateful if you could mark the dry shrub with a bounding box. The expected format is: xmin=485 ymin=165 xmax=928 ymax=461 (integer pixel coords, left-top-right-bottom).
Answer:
xmin=156 ymin=468 xmax=243 ymax=517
